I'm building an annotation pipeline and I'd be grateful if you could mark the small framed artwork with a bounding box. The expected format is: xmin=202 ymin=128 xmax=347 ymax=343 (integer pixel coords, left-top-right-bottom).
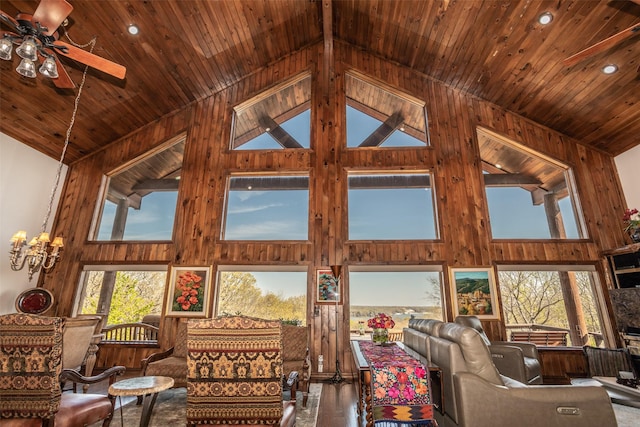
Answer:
xmin=449 ymin=267 xmax=499 ymax=319
xmin=316 ymin=268 xmax=340 ymax=304
xmin=165 ymin=266 xmax=212 ymax=317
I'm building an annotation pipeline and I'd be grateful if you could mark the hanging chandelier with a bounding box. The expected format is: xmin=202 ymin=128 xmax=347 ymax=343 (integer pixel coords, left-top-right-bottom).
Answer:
xmin=8 ymin=36 xmax=94 ymax=282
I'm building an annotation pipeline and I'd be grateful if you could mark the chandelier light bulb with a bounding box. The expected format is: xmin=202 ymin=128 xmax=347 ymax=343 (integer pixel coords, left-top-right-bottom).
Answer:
xmin=16 ymin=58 xmax=37 ymax=78
xmin=16 ymin=36 xmax=38 ymax=61
xmin=39 ymin=56 xmax=59 ymax=78
xmin=0 ymin=36 xmax=12 ymax=60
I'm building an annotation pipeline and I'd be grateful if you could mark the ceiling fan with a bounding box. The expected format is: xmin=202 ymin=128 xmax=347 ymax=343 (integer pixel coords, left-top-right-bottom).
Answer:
xmin=0 ymin=0 xmax=126 ymax=89
xmin=563 ymin=0 xmax=640 ymax=68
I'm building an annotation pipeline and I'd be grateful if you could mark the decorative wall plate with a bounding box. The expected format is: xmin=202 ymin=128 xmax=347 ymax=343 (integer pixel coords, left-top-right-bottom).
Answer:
xmin=15 ymin=288 xmax=54 ymax=314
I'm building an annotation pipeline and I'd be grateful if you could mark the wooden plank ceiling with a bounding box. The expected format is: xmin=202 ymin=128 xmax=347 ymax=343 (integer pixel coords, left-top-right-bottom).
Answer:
xmin=1 ymin=0 xmax=638 ymax=164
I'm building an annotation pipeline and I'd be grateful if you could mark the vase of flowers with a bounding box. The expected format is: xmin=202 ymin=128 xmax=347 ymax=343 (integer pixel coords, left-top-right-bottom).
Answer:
xmin=367 ymin=313 xmax=395 ymax=345
xmin=623 ymin=208 xmax=640 ymax=243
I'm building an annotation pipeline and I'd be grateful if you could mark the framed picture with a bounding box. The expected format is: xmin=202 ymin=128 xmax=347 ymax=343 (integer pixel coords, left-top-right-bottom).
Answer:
xmin=165 ymin=266 xmax=212 ymax=317
xmin=316 ymin=268 xmax=340 ymax=304
xmin=449 ymin=267 xmax=499 ymax=319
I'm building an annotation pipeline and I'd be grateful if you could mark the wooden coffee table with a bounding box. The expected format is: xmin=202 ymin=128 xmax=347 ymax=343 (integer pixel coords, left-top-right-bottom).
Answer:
xmin=108 ymin=376 xmax=175 ymax=427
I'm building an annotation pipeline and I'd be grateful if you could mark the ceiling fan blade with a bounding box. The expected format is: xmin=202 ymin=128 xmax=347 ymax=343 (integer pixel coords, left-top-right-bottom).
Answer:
xmin=563 ymin=22 xmax=640 ymax=67
xmin=32 ymin=0 xmax=73 ymax=36
xmin=0 ymin=9 xmax=21 ymax=32
xmin=55 ymin=40 xmax=126 ymax=79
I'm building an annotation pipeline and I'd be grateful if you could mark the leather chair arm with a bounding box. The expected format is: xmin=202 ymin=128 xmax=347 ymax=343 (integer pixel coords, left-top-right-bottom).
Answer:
xmin=488 ymin=344 xmax=527 ymax=383
xmin=493 ymin=340 xmax=539 ymax=359
xmin=140 ymin=347 xmax=175 ymax=373
xmin=453 ymin=372 xmax=616 ymax=427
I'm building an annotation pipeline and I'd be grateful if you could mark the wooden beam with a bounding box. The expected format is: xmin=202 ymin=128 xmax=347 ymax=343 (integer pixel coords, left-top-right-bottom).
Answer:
xmin=132 ymin=179 xmax=180 ymax=192
xmin=229 ymin=175 xmax=432 ymax=191
xmin=359 ymin=112 xmax=404 ymax=147
xmin=258 ymin=115 xmax=303 ymax=148
xmin=322 ymin=0 xmax=333 ymax=98
xmin=483 ymin=174 xmax=541 ymax=186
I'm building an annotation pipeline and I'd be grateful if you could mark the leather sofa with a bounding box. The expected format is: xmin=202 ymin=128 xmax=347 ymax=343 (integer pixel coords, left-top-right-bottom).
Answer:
xmin=454 ymin=315 xmax=542 ymax=385
xmin=403 ymin=319 xmax=617 ymax=427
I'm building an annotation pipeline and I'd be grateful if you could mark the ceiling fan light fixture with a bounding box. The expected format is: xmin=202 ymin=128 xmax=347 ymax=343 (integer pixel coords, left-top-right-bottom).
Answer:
xmin=602 ymin=64 xmax=618 ymax=75
xmin=16 ymin=57 xmax=37 ymax=78
xmin=0 ymin=36 xmax=13 ymax=60
xmin=538 ymin=12 xmax=553 ymax=25
xmin=39 ymin=56 xmax=59 ymax=78
xmin=16 ymin=36 xmax=38 ymax=61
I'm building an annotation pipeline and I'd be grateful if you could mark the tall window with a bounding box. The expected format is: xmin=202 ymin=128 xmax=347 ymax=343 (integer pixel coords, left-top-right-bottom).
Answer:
xmin=75 ymin=266 xmax=167 ymax=325
xmin=231 ymin=73 xmax=311 ymax=150
xmin=92 ymin=136 xmax=184 ymax=241
xmin=215 ymin=267 xmax=307 ymax=325
xmin=349 ymin=267 xmax=443 ymax=338
xmin=345 ymin=70 xmax=429 ymax=147
xmin=497 ymin=266 xmax=605 ymax=347
xmin=478 ymin=127 xmax=584 ymax=239
xmin=347 ymin=172 xmax=437 ymax=240
xmin=222 ymin=174 xmax=309 ymax=240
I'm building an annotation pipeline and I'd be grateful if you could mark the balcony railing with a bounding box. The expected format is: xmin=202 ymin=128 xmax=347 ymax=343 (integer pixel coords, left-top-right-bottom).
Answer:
xmin=101 ymin=322 xmax=159 ymax=344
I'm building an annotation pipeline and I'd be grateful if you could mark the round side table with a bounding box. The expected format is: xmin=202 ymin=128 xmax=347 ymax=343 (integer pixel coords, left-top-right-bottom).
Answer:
xmin=108 ymin=376 xmax=174 ymax=427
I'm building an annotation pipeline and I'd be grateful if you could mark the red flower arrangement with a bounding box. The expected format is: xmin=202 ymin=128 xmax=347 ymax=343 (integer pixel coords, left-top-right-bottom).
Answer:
xmin=174 ymin=271 xmax=203 ymax=311
xmin=367 ymin=312 xmax=395 ymax=329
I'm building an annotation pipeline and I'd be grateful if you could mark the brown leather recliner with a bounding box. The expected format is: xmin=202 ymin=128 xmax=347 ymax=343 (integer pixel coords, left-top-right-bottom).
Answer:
xmin=455 ymin=315 xmax=542 ymax=385
xmin=430 ymin=321 xmax=616 ymax=427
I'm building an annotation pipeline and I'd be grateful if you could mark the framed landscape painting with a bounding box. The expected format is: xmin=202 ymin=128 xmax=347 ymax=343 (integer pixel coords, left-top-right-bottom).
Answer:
xmin=316 ymin=268 xmax=341 ymax=304
xmin=165 ymin=266 xmax=212 ymax=317
xmin=450 ymin=267 xmax=499 ymax=319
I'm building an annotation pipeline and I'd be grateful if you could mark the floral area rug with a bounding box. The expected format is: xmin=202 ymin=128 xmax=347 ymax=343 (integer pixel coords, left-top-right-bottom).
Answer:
xmin=98 ymin=383 xmax=321 ymax=427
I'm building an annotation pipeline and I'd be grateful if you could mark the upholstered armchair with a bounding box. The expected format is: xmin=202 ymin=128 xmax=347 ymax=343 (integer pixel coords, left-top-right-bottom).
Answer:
xmin=455 ymin=315 xmax=542 ymax=385
xmin=281 ymin=323 xmax=311 ymax=407
xmin=0 ymin=313 xmax=125 ymax=427
xmin=140 ymin=319 xmax=188 ymax=389
xmin=186 ymin=315 xmax=296 ymax=426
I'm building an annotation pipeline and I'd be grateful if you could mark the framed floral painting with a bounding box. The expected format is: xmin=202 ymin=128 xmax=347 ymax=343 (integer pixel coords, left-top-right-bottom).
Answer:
xmin=449 ymin=267 xmax=500 ymax=319
xmin=165 ymin=266 xmax=212 ymax=317
xmin=316 ymin=268 xmax=341 ymax=304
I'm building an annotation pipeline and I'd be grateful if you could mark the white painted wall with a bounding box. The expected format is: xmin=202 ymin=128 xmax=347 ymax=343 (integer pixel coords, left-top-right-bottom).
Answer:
xmin=0 ymin=133 xmax=67 ymax=314
xmin=615 ymin=145 xmax=640 ymax=211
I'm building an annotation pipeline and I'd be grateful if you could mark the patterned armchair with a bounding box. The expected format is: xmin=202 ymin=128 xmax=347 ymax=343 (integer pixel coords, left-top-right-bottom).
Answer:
xmin=0 ymin=313 xmax=125 ymax=427
xmin=281 ymin=324 xmax=311 ymax=407
xmin=186 ymin=316 xmax=296 ymax=426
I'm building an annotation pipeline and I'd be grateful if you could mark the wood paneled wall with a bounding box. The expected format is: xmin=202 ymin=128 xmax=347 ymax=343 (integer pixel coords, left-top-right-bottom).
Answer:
xmin=41 ymin=41 xmax=628 ymax=377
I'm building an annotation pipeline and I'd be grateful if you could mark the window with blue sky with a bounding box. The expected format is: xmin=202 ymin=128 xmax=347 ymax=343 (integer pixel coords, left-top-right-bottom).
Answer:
xmin=93 ymin=136 xmax=184 ymax=241
xmin=347 ymin=172 xmax=437 ymax=240
xmin=222 ymin=175 xmax=309 ymax=240
xmin=478 ymin=127 xmax=584 ymax=239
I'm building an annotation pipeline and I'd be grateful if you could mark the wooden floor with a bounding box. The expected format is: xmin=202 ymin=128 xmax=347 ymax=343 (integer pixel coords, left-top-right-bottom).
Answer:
xmin=87 ymin=370 xmax=364 ymax=426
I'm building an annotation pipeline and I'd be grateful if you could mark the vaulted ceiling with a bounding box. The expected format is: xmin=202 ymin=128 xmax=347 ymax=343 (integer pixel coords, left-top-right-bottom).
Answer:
xmin=1 ymin=0 xmax=639 ymax=164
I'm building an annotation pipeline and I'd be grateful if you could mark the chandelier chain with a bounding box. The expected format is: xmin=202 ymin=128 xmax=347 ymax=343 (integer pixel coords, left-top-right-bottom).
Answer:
xmin=40 ymin=36 xmax=97 ymax=233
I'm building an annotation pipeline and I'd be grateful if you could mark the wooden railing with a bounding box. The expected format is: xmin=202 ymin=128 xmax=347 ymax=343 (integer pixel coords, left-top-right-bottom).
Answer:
xmin=506 ymin=324 xmax=570 ymax=346
xmin=101 ymin=322 xmax=159 ymax=344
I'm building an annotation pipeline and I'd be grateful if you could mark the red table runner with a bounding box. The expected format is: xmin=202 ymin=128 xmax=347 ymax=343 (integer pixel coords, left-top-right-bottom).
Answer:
xmin=359 ymin=341 xmax=437 ymax=426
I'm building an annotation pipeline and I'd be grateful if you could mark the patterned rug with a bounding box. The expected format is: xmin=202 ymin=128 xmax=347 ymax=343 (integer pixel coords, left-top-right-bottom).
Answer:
xmin=101 ymin=383 xmax=321 ymax=427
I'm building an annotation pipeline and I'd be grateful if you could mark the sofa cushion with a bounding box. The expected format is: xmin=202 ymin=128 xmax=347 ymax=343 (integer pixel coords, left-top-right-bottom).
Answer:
xmin=439 ymin=323 xmax=503 ymax=385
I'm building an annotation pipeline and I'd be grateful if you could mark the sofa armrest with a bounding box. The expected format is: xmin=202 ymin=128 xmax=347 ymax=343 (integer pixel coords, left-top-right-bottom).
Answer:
xmin=140 ymin=347 xmax=175 ymax=373
xmin=488 ymin=344 xmax=528 ymax=383
xmin=453 ymin=372 xmax=616 ymax=427
xmin=493 ymin=340 xmax=539 ymax=359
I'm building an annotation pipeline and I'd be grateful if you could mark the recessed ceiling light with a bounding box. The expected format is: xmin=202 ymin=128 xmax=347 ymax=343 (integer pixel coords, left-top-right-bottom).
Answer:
xmin=495 ymin=163 xmax=502 ymax=169
xmin=128 ymin=24 xmax=139 ymax=35
xmin=602 ymin=64 xmax=618 ymax=75
xmin=538 ymin=12 xmax=553 ymax=25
